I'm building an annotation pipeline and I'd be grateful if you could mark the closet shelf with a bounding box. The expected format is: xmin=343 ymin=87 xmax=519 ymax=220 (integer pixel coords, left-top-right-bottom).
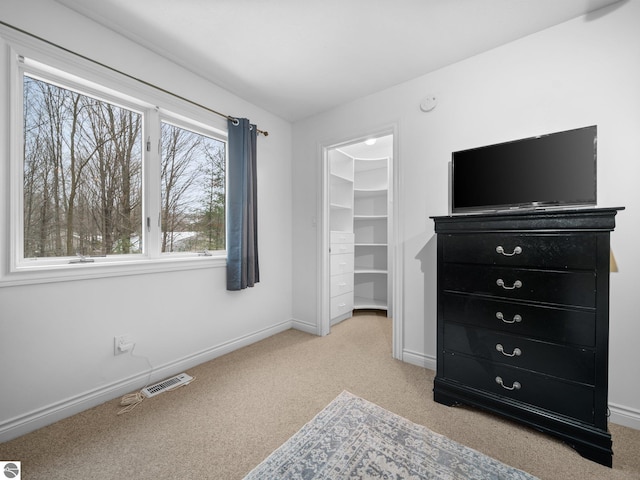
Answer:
xmin=354 ymin=187 xmax=386 ymax=194
xmin=330 ymin=172 xmax=353 ymax=183
xmin=354 ymin=297 xmax=388 ymax=310
xmin=354 ymin=268 xmax=387 ymax=275
xmin=331 ymin=202 xmax=352 ymax=210
xmin=354 ymin=214 xmax=388 ymax=220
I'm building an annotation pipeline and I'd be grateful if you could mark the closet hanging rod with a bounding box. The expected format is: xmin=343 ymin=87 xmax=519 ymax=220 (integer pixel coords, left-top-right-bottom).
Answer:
xmin=0 ymin=20 xmax=268 ymax=136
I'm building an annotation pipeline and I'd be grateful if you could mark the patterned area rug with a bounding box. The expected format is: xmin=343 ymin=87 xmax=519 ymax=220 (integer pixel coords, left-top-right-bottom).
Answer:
xmin=244 ymin=391 xmax=538 ymax=480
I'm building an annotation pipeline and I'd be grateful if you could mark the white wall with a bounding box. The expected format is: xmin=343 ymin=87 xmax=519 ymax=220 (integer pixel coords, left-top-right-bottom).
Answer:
xmin=292 ymin=1 xmax=640 ymax=429
xmin=0 ymin=0 xmax=293 ymax=440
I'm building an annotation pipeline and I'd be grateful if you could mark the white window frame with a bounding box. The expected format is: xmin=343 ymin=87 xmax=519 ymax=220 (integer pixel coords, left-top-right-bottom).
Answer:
xmin=156 ymin=112 xmax=228 ymax=258
xmin=0 ymin=27 xmax=228 ymax=287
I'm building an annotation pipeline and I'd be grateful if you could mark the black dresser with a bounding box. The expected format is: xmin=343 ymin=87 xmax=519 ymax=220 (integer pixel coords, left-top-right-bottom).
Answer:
xmin=431 ymin=207 xmax=623 ymax=467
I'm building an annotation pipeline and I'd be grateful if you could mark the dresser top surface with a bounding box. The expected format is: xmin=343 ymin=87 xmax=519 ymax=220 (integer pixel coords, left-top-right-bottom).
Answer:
xmin=432 ymin=206 xmax=624 ymax=233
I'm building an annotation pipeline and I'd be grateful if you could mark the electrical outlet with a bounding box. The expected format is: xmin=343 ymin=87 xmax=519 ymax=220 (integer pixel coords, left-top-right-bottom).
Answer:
xmin=114 ymin=334 xmax=133 ymax=356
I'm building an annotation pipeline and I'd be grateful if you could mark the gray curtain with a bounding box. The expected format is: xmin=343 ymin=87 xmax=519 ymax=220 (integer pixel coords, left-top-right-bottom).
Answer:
xmin=226 ymin=118 xmax=259 ymax=290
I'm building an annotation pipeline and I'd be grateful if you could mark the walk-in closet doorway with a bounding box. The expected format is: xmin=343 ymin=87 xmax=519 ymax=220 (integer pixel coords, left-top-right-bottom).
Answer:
xmin=319 ymin=128 xmax=402 ymax=360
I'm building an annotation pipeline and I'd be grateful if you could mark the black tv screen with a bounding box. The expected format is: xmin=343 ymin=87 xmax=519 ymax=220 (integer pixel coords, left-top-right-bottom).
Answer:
xmin=451 ymin=126 xmax=597 ymax=213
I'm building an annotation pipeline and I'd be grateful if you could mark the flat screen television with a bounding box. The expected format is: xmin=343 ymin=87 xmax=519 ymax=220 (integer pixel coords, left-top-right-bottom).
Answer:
xmin=451 ymin=125 xmax=597 ymax=214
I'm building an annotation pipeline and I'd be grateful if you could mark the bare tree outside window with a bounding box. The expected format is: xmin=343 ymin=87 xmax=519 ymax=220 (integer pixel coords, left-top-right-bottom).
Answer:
xmin=23 ymin=75 xmax=143 ymax=258
xmin=161 ymin=122 xmax=226 ymax=253
xmin=21 ymin=72 xmax=225 ymax=265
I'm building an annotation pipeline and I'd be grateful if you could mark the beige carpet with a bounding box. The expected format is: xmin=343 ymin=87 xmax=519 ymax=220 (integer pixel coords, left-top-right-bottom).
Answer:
xmin=1 ymin=312 xmax=639 ymax=480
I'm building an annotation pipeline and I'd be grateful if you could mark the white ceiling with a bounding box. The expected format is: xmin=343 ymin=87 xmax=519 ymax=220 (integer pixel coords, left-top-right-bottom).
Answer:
xmin=56 ymin=0 xmax=621 ymax=122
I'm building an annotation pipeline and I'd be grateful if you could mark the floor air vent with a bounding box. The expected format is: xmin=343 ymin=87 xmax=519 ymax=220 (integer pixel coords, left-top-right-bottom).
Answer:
xmin=142 ymin=373 xmax=193 ymax=398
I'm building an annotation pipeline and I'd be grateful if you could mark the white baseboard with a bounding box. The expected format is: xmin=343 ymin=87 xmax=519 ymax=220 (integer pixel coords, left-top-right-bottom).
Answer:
xmin=402 ymin=349 xmax=436 ymax=371
xmin=4 ymin=326 xmax=636 ymax=444
xmin=291 ymin=318 xmax=319 ymax=335
xmin=609 ymin=402 xmax=640 ymax=430
xmin=0 ymin=319 xmax=293 ymax=443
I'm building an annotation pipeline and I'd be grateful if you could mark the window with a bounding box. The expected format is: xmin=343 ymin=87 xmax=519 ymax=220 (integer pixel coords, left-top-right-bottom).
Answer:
xmin=160 ymin=121 xmax=226 ymax=254
xmin=23 ymin=74 xmax=144 ymax=258
xmin=4 ymin=45 xmax=228 ymax=284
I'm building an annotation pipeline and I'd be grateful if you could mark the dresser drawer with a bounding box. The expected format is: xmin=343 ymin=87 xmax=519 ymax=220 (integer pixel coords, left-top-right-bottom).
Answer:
xmin=331 ymin=253 xmax=354 ymax=275
xmin=441 ymin=293 xmax=596 ymax=347
xmin=443 ymin=264 xmax=596 ymax=308
xmin=331 ymin=232 xmax=354 ymax=244
xmin=331 ymin=273 xmax=354 ymax=297
xmin=443 ymin=322 xmax=594 ymax=384
xmin=442 ymin=353 xmax=595 ymax=424
xmin=331 ymin=292 xmax=353 ymax=319
xmin=442 ymin=233 xmax=597 ymax=270
xmin=331 ymin=242 xmax=354 ymax=255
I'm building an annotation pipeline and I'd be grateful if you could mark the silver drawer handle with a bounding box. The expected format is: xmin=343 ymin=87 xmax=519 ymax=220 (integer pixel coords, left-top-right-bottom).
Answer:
xmin=496 ymin=245 xmax=522 ymax=256
xmin=496 ymin=344 xmax=522 ymax=357
xmin=496 ymin=279 xmax=522 ymax=290
xmin=496 ymin=312 xmax=522 ymax=324
xmin=495 ymin=376 xmax=521 ymax=391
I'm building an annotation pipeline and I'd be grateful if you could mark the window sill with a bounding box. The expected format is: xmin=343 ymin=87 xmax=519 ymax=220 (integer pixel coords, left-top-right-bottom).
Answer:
xmin=0 ymin=255 xmax=227 ymax=287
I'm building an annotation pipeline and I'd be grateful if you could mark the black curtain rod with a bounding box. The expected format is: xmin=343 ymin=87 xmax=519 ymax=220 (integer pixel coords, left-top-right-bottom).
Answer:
xmin=0 ymin=20 xmax=269 ymax=136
